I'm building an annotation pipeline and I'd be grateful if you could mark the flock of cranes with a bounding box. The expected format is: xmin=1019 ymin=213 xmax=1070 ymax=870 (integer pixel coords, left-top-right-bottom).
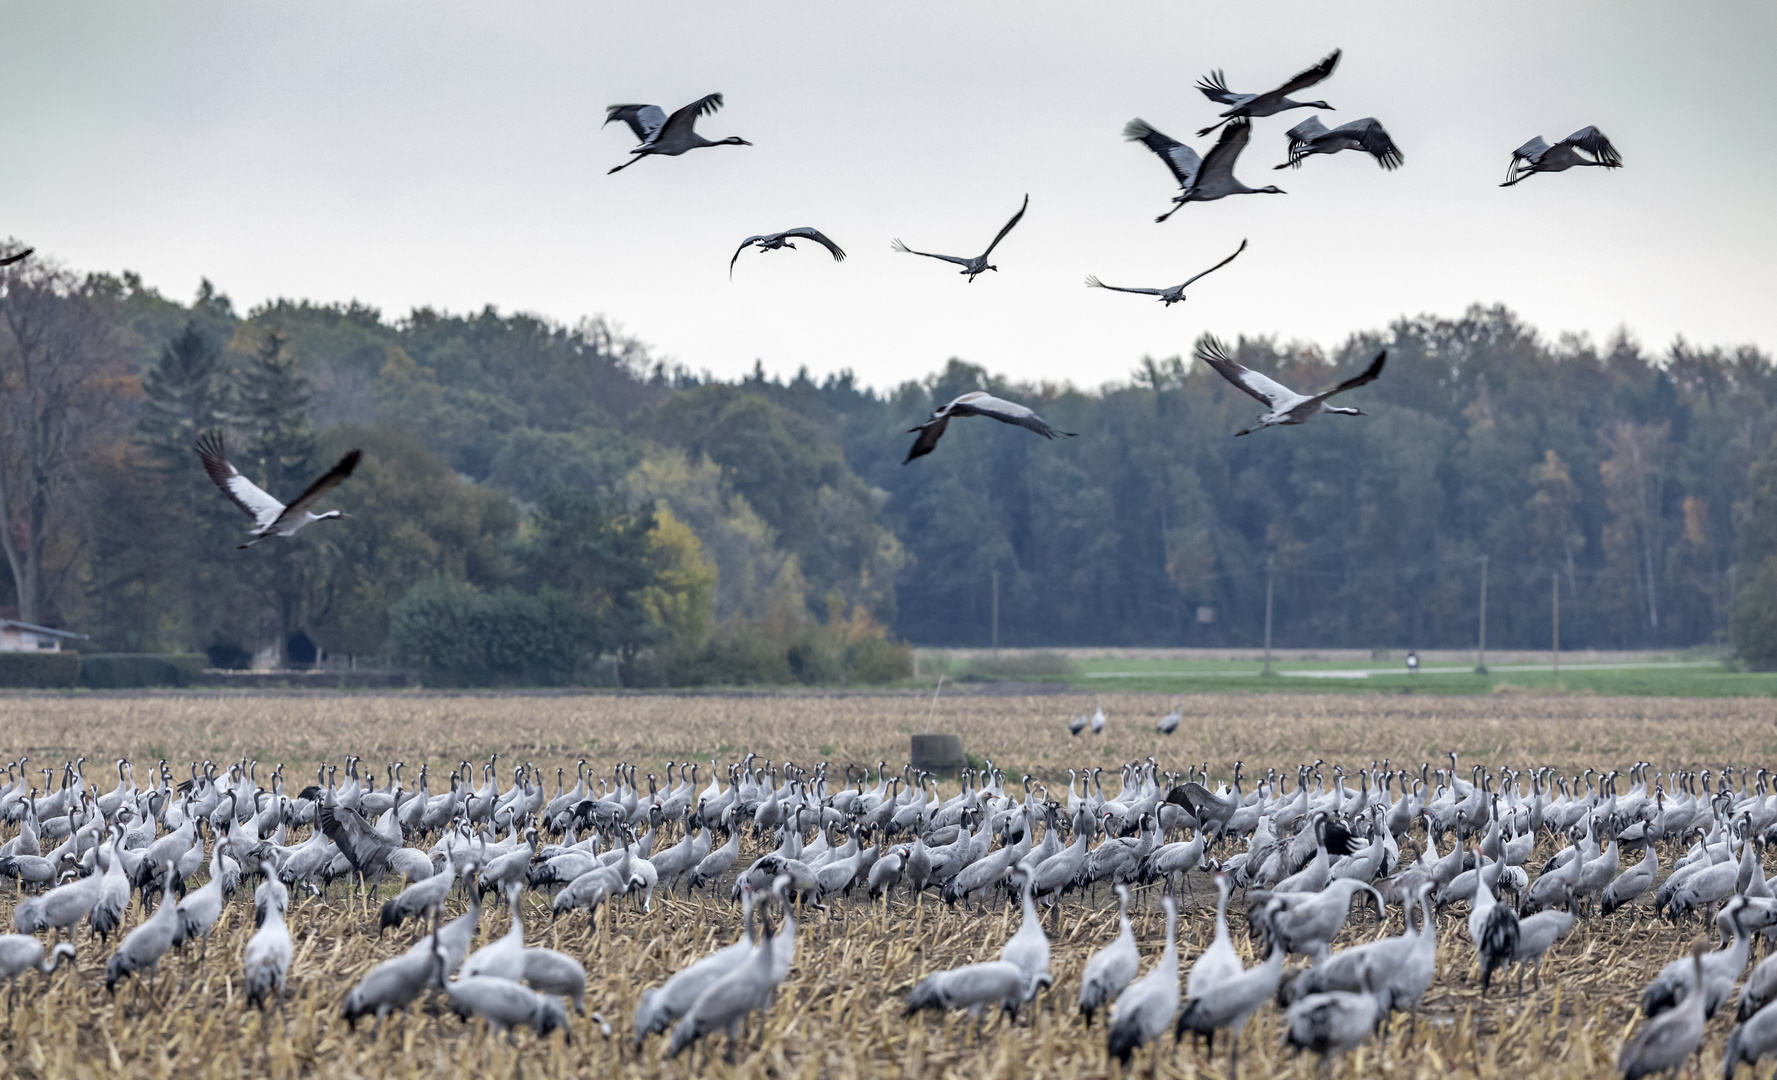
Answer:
xmin=0 ymin=47 xmax=1622 ymax=544
xmin=0 ymin=47 xmax=1629 ymax=547
xmin=3 ymin=746 xmax=1775 ymax=1077
xmin=584 ymin=48 xmax=1620 ymax=477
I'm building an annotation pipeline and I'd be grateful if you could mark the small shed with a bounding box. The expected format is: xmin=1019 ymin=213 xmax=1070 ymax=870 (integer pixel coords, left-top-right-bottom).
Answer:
xmin=0 ymin=618 xmax=87 ymax=653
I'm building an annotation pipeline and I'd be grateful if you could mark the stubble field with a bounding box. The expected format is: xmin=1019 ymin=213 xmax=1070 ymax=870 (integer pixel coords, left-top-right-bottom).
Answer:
xmin=1 ymin=689 xmax=1773 ymax=1080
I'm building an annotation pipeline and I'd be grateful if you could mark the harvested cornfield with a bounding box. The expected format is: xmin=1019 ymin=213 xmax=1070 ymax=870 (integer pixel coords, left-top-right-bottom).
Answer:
xmin=0 ymin=690 xmax=1770 ymax=1079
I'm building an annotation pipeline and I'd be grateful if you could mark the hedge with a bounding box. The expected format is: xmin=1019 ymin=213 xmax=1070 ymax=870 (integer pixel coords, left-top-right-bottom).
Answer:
xmin=78 ymin=653 xmax=206 ymax=689
xmin=0 ymin=651 xmax=81 ymax=688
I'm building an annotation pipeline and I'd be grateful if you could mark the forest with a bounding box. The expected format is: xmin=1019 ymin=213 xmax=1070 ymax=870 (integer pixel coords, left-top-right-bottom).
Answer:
xmin=4 ymin=246 xmax=1777 ymax=684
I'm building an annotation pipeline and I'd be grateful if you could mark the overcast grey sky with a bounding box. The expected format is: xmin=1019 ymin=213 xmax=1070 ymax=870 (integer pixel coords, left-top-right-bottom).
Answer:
xmin=3 ymin=2 xmax=1773 ymax=389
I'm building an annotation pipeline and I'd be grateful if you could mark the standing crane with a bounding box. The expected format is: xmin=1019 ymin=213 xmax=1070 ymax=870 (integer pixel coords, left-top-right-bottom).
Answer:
xmin=1077 ymin=884 xmax=1140 ymax=1025
xmin=1105 ymin=894 xmax=1179 ymax=1064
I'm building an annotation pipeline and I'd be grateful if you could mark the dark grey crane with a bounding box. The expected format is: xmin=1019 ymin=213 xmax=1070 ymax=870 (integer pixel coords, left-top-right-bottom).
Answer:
xmin=1124 ymin=120 xmax=1283 ymax=222
xmin=317 ymin=802 xmax=397 ymax=884
xmin=605 ymin=94 xmax=751 ymax=175
xmin=1502 ymin=127 xmax=1622 ymax=187
xmin=195 ymin=433 xmax=360 ymax=548
xmin=1276 ymin=117 xmax=1402 ymax=170
xmin=730 ymin=229 xmax=845 ymax=278
xmin=1196 ymin=49 xmax=1341 ymax=135
xmin=1086 ymin=240 xmax=1246 ymax=306
xmin=892 ymin=194 xmax=1028 ymax=282
xmin=904 ymin=391 xmax=1073 ymax=464
xmin=1196 ymin=335 xmax=1385 ymax=436
xmin=1618 ymin=943 xmax=1707 ymax=1080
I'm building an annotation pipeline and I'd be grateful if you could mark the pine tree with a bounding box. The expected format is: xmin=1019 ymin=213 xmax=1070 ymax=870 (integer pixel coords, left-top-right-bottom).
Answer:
xmin=235 ymin=328 xmax=320 ymax=666
xmin=130 ymin=319 xmax=236 ymax=650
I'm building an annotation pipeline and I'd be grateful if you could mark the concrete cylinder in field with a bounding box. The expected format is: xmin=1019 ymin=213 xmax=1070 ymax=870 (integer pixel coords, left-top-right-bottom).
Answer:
xmin=910 ymin=734 xmax=965 ymax=773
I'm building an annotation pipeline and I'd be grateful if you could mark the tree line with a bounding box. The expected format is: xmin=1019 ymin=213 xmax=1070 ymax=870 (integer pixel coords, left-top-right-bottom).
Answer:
xmin=2 ymin=246 xmax=1775 ymax=681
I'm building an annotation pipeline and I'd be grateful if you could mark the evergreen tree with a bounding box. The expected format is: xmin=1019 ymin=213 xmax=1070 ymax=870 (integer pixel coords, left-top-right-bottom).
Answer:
xmin=131 ymin=319 xmax=235 ymax=650
xmin=235 ymin=328 xmax=319 ymax=665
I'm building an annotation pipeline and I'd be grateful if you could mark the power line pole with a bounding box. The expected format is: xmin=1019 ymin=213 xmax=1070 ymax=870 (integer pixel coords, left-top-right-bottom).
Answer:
xmin=1263 ymin=553 xmax=1275 ymax=678
xmin=1475 ymin=554 xmax=1489 ymax=675
xmin=991 ymin=569 xmax=1000 ymax=656
xmin=1552 ymin=571 xmax=1560 ymax=679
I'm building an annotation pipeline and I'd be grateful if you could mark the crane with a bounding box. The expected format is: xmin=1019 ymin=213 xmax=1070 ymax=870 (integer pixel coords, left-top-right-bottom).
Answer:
xmin=1087 ymin=239 xmax=1246 ymax=306
xmin=1105 ymin=894 xmax=1179 ymax=1064
xmin=903 ymin=391 xmax=1074 ymax=463
xmin=1196 ymin=49 xmax=1341 ymax=135
xmin=892 ymin=194 xmax=1028 ymax=282
xmin=1125 ymin=119 xmax=1283 ymax=223
xmin=194 ymin=433 xmax=360 ymax=548
xmin=730 ymin=228 xmax=846 ymax=278
xmin=1196 ymin=335 xmax=1386 ymax=436
xmin=605 ymin=94 xmax=751 ymax=174
xmin=1077 ymin=884 xmax=1140 ymax=1025
xmin=1503 ymin=127 xmax=1622 ymax=186
xmin=1275 ymin=117 xmax=1402 ymax=170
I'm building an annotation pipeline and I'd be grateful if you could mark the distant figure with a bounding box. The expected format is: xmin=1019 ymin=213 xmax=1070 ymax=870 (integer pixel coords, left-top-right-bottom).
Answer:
xmin=1406 ymin=651 xmax=1419 ymax=675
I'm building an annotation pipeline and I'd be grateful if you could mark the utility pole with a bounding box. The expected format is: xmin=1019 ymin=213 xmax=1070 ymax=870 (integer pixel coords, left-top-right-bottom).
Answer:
xmin=991 ymin=570 xmax=1000 ymax=656
xmin=1552 ymin=572 xmax=1560 ymax=678
xmin=1475 ymin=554 xmax=1489 ymax=675
xmin=1263 ymin=554 xmax=1275 ymax=677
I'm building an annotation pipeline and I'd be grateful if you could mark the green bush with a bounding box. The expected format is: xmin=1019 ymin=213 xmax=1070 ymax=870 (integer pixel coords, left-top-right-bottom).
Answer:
xmin=846 ymin=635 xmax=913 ymax=684
xmin=389 ymin=577 xmax=594 ymax=687
xmin=0 ymin=651 xmax=81 ymax=688
xmin=1732 ymin=555 xmax=1777 ymax=671
xmin=78 ymin=653 xmax=205 ymax=689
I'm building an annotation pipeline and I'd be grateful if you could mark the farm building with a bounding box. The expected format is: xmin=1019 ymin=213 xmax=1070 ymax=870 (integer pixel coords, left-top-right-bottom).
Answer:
xmin=0 ymin=618 xmax=86 ymax=652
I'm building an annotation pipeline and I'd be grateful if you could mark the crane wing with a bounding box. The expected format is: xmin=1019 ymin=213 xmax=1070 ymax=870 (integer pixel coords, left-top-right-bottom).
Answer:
xmin=659 ymin=93 xmax=724 ymax=142
xmin=1194 ymin=70 xmax=1241 ymax=106
xmin=281 ymin=449 xmax=362 ymax=518
xmin=1085 ymin=275 xmax=1165 ymax=296
xmin=1349 ymin=119 xmax=1403 ymax=170
xmin=891 ymin=239 xmax=971 ymax=268
xmin=318 ymin=803 xmax=396 ymax=878
xmin=1194 ymin=335 xmax=1295 ymax=408
xmin=979 ymin=194 xmax=1028 ymax=259
xmin=730 ymin=236 xmax=767 ymax=277
xmin=1123 ymin=119 xmax=1201 ymax=190
xmin=1273 ymin=48 xmax=1341 ymax=97
xmin=1197 ymin=119 xmax=1254 ymax=184
xmin=946 ymin=392 xmax=1074 ymax=440
xmin=1313 ymin=350 xmax=1387 ymax=401
xmin=1177 ymin=238 xmax=1248 ymax=289
xmin=1511 ymin=135 xmax=1549 ymax=163
xmin=903 ymin=415 xmax=950 ymax=464
xmin=782 ymin=227 xmax=846 ymax=261
xmin=194 ymin=432 xmax=285 ymax=528
xmin=1562 ymin=126 xmax=1621 ymax=167
xmin=603 ymin=104 xmax=667 ymax=144
xmin=1165 ymin=782 xmax=1232 ymax=821
xmin=0 ymin=247 xmax=32 ymax=268
xmin=1278 ymin=118 xmax=1329 ymax=169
